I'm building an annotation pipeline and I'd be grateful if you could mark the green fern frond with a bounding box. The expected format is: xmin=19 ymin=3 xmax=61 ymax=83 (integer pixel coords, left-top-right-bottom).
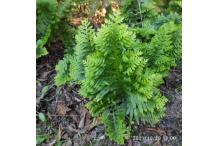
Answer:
xmin=36 ymin=0 xmax=57 ymax=38
xmin=36 ymin=0 xmax=75 ymax=58
xmin=55 ymin=55 xmax=74 ymax=86
xmin=36 ymin=25 xmax=51 ymax=58
xmin=71 ymin=20 xmax=95 ymax=83
xmin=36 ymin=0 xmax=57 ymax=58
xmin=102 ymin=109 xmax=130 ymax=145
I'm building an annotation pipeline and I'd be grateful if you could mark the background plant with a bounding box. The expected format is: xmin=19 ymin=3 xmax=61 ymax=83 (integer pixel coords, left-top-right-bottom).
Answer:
xmin=36 ymin=0 xmax=76 ymax=58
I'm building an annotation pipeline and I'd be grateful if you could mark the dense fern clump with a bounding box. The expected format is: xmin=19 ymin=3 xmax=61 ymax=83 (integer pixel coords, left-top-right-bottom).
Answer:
xmin=143 ymin=21 xmax=181 ymax=75
xmin=36 ymin=0 xmax=75 ymax=58
xmin=124 ymin=0 xmax=182 ymax=75
xmin=55 ymin=13 xmax=170 ymax=144
xmin=80 ymin=14 xmax=168 ymax=144
xmin=36 ymin=0 xmax=57 ymax=58
xmin=54 ymin=6 xmax=181 ymax=144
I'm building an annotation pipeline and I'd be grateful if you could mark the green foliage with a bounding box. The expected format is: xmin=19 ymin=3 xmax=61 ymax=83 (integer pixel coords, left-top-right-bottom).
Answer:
xmin=167 ymin=0 xmax=182 ymax=14
xmin=36 ymin=0 xmax=57 ymax=58
xmin=55 ymin=0 xmax=76 ymax=54
xmin=77 ymin=13 xmax=168 ymax=144
xmin=36 ymin=44 xmax=48 ymax=59
xmin=36 ymin=135 xmax=49 ymax=145
xmin=125 ymin=0 xmax=182 ymax=75
xmin=36 ymin=25 xmax=51 ymax=58
xmin=36 ymin=0 xmax=75 ymax=58
xmin=36 ymin=0 xmax=57 ymax=38
xmin=54 ymin=12 xmax=181 ymax=144
xmin=54 ymin=20 xmax=94 ymax=86
xmin=38 ymin=112 xmax=46 ymax=122
xmin=53 ymin=0 xmax=181 ymax=144
xmin=144 ymin=21 xmax=181 ymax=75
xmin=154 ymin=12 xmax=182 ymax=29
xmin=120 ymin=0 xmax=182 ymax=29
xmin=71 ymin=20 xmax=95 ymax=82
xmin=102 ymin=109 xmax=130 ymax=144
xmin=59 ymin=23 xmax=76 ymax=55
xmin=55 ymin=55 xmax=74 ymax=86
xmin=120 ymin=0 xmax=158 ymax=26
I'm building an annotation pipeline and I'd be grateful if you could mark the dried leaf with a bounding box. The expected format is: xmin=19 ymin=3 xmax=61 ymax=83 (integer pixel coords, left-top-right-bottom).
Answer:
xmin=67 ymin=118 xmax=100 ymax=134
xmin=78 ymin=108 xmax=88 ymax=129
xmin=69 ymin=17 xmax=83 ymax=26
xmin=69 ymin=110 xmax=80 ymax=123
xmin=56 ymin=104 xmax=71 ymax=115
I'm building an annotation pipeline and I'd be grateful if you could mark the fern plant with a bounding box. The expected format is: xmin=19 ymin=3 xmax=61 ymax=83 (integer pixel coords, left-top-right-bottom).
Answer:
xmin=126 ymin=0 xmax=182 ymax=75
xmin=36 ymin=0 xmax=57 ymax=58
xmin=54 ymin=11 xmax=181 ymax=144
xmin=55 ymin=13 xmax=167 ymax=144
xmin=36 ymin=0 xmax=75 ymax=58
xmin=137 ymin=17 xmax=181 ymax=76
xmin=143 ymin=21 xmax=181 ymax=75
xmin=80 ymin=14 xmax=168 ymax=144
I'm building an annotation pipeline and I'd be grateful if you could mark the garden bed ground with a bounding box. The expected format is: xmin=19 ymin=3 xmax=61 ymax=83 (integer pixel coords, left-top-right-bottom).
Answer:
xmin=36 ymin=43 xmax=182 ymax=146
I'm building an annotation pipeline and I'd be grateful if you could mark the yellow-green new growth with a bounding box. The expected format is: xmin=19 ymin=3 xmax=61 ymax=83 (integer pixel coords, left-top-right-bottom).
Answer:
xmin=79 ymin=13 xmax=167 ymax=144
xmin=54 ymin=11 xmax=181 ymax=144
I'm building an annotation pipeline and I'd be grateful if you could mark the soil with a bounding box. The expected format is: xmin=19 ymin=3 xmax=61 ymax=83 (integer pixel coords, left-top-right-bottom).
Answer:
xmin=36 ymin=43 xmax=182 ymax=146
